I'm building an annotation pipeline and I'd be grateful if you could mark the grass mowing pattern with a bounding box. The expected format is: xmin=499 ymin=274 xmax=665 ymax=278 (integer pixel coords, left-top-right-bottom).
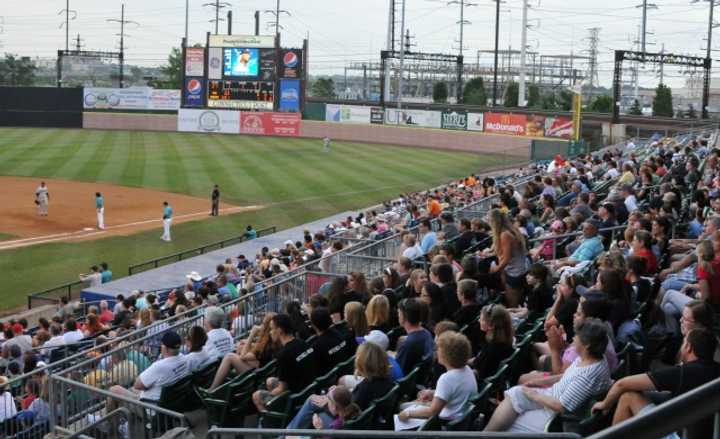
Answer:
xmin=0 ymin=127 xmax=521 ymax=311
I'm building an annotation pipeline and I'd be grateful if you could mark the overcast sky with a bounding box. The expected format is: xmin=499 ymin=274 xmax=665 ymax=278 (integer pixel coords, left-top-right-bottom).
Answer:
xmin=0 ymin=0 xmax=715 ymax=88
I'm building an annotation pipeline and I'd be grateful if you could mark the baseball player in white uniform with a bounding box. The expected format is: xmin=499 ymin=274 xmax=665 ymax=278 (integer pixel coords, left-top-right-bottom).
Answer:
xmin=161 ymin=201 xmax=173 ymax=242
xmin=36 ymin=182 xmax=49 ymax=216
xmin=96 ymin=192 xmax=105 ymax=230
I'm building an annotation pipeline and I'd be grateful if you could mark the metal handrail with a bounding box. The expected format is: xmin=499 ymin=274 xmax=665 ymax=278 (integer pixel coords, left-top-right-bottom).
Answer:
xmin=59 ymin=407 xmax=133 ymax=439
xmin=206 ymin=428 xmax=580 ymax=438
xmin=127 ymin=225 xmax=278 ymax=275
xmin=588 ymin=376 xmax=720 ymax=439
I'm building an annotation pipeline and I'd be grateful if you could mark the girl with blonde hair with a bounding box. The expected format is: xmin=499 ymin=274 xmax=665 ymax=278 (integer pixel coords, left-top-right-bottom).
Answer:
xmin=485 ymin=209 xmax=529 ymax=307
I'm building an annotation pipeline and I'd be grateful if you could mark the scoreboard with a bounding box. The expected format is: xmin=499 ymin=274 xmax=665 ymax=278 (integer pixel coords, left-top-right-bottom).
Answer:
xmin=207 ymin=80 xmax=274 ymax=110
xmin=182 ymin=34 xmax=303 ymax=111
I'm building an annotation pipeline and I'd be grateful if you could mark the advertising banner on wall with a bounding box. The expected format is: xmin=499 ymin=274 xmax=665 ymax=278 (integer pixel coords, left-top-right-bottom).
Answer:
xmin=84 ymin=87 xmax=180 ymax=110
xmin=545 ymin=116 xmax=574 ymax=139
xmin=384 ymin=108 xmax=442 ymax=128
xmin=279 ymin=79 xmax=301 ymax=112
xmin=441 ymin=110 xmax=468 ymax=130
xmin=183 ymin=78 xmax=205 ymax=108
xmin=526 ymin=114 xmax=546 ymax=137
xmin=370 ymin=107 xmax=384 ymax=124
xmin=185 ymin=47 xmax=205 ymax=77
xmin=484 ymin=112 xmax=527 ymax=136
xmin=83 ymin=87 xmax=150 ymax=110
xmin=178 ymin=108 xmax=240 ymax=134
xmin=208 ymin=47 xmax=223 ymax=80
xmin=325 ymin=104 xmax=371 ymax=124
xmin=209 ymin=34 xmax=275 ymax=48
xmin=149 ymin=89 xmax=181 ymax=110
xmin=239 ymin=111 xmax=301 ymax=136
xmin=280 ymin=49 xmax=303 ymax=78
xmin=466 ymin=112 xmax=484 ymax=131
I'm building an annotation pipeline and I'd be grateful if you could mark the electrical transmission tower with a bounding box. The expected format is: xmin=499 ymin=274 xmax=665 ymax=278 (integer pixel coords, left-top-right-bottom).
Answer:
xmin=58 ymin=0 xmax=77 ymax=52
xmin=204 ymin=1 xmax=231 ymax=35
xmin=585 ymin=27 xmax=600 ymax=87
xmin=107 ymin=4 xmax=139 ymax=88
xmin=447 ymin=0 xmax=477 ymax=57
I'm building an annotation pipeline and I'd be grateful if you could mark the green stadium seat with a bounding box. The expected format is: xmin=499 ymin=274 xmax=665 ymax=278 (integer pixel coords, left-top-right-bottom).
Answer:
xmin=342 ymin=404 xmax=376 ymax=430
xmin=259 ymin=381 xmax=319 ymax=428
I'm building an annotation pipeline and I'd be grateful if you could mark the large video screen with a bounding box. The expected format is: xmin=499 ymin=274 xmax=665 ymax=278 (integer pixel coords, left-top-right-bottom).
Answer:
xmin=223 ymin=48 xmax=259 ymax=77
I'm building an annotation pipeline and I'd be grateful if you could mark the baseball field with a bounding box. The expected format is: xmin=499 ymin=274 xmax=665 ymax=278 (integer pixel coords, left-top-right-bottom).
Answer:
xmin=0 ymin=127 xmax=520 ymax=312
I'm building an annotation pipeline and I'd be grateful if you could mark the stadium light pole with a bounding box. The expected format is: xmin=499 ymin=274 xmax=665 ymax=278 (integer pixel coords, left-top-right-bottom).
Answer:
xmin=397 ymin=0 xmax=406 ymax=123
xmin=492 ymin=0 xmax=502 ymax=106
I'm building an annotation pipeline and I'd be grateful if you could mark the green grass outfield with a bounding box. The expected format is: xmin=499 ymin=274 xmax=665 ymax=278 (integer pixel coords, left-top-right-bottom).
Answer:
xmin=0 ymin=127 xmax=521 ymax=312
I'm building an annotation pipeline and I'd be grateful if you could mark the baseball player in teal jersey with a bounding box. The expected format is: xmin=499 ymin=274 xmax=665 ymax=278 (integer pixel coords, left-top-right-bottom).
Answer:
xmin=161 ymin=201 xmax=173 ymax=241
xmin=96 ymin=192 xmax=105 ymax=229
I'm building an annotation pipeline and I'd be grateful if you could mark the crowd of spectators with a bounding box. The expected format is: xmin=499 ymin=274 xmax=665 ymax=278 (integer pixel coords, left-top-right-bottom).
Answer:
xmin=4 ymin=132 xmax=720 ymax=439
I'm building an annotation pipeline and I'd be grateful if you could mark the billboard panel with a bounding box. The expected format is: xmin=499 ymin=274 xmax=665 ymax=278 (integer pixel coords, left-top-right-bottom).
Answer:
xmin=545 ymin=116 xmax=574 ymax=139
xmin=208 ymin=47 xmax=223 ymax=80
xmin=149 ymin=89 xmax=181 ymax=110
xmin=279 ymin=79 xmax=301 ymax=112
xmin=526 ymin=114 xmax=546 ymax=137
xmin=441 ymin=110 xmax=468 ymax=130
xmin=484 ymin=112 xmax=527 ymax=135
xmin=185 ymin=47 xmax=205 ymax=77
xmin=240 ymin=112 xmax=300 ymax=136
xmin=84 ymin=87 xmax=150 ymax=110
xmin=259 ymin=48 xmax=276 ymax=81
xmin=280 ymin=49 xmax=303 ymax=78
xmin=384 ymin=108 xmax=441 ymax=128
xmin=207 ymin=80 xmax=274 ymax=110
xmin=370 ymin=107 xmax=384 ymax=124
xmin=467 ymin=112 xmax=484 ymax=131
xmin=183 ymin=78 xmax=205 ymax=108
xmin=178 ymin=109 xmax=240 ymax=134
xmin=326 ymin=104 xmax=371 ymax=124
xmin=209 ymin=34 xmax=274 ymax=48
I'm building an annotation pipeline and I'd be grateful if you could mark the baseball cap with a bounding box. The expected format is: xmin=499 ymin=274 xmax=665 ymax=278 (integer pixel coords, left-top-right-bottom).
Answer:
xmin=161 ymin=331 xmax=182 ymax=350
xmin=363 ymin=330 xmax=389 ymax=351
xmin=11 ymin=323 xmax=23 ymax=335
xmin=284 ymin=240 xmax=294 ymax=247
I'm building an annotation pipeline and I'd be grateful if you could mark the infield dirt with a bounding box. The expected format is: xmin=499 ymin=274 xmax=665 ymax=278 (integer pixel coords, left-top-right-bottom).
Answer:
xmin=0 ymin=176 xmax=261 ymax=250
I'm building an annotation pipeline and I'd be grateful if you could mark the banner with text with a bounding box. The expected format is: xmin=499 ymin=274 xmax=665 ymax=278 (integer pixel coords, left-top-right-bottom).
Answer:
xmin=545 ymin=116 xmax=574 ymax=139
xmin=370 ymin=107 xmax=384 ymax=124
xmin=279 ymin=79 xmax=301 ymax=112
xmin=484 ymin=112 xmax=527 ymax=136
xmin=185 ymin=47 xmax=205 ymax=77
xmin=325 ymin=104 xmax=371 ymax=124
xmin=178 ymin=109 xmax=240 ymax=134
xmin=441 ymin=110 xmax=468 ymax=130
xmin=384 ymin=108 xmax=442 ymax=128
xmin=240 ymin=111 xmax=301 ymax=136
xmin=149 ymin=89 xmax=181 ymax=110
xmin=467 ymin=112 xmax=484 ymax=131
xmin=84 ymin=87 xmax=180 ymax=110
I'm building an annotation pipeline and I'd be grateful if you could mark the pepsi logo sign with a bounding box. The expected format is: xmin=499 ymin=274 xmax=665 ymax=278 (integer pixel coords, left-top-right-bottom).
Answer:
xmin=283 ymin=51 xmax=299 ymax=68
xmin=187 ymin=79 xmax=202 ymax=95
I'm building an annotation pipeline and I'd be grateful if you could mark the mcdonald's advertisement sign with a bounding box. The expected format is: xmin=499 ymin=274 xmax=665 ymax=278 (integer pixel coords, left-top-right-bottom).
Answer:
xmin=484 ymin=112 xmax=527 ymax=136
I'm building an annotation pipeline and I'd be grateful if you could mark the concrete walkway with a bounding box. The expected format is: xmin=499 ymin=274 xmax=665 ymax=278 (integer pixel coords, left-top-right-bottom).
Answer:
xmin=81 ymin=210 xmax=356 ymax=301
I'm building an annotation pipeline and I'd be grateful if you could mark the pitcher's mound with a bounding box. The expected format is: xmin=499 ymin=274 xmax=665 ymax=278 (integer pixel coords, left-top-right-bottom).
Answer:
xmin=0 ymin=176 xmax=262 ymax=250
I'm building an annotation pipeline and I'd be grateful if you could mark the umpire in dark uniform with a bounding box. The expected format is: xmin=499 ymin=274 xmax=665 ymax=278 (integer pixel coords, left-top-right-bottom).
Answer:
xmin=211 ymin=184 xmax=220 ymax=216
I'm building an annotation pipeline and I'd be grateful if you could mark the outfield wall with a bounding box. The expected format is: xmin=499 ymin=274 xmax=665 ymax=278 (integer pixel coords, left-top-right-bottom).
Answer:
xmin=83 ymin=112 xmax=532 ymax=159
